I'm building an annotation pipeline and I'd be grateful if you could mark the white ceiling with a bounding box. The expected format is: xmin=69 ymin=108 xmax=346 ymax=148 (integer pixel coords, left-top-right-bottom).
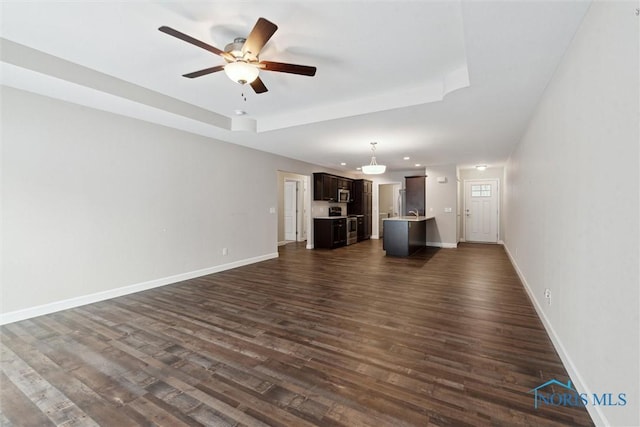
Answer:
xmin=0 ymin=1 xmax=591 ymax=173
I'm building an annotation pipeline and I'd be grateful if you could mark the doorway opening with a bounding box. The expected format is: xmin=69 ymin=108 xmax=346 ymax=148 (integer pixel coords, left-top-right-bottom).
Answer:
xmin=278 ymin=172 xmax=310 ymax=247
xmin=377 ymin=182 xmax=402 ymax=238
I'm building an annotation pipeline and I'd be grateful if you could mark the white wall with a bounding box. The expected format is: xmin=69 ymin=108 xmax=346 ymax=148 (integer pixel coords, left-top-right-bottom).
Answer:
xmin=504 ymin=3 xmax=639 ymax=426
xmin=425 ymin=165 xmax=458 ymax=248
xmin=0 ymin=87 xmax=324 ymax=322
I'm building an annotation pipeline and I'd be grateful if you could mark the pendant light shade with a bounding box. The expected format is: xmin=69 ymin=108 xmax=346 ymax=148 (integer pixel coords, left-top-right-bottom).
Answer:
xmin=362 ymin=142 xmax=386 ymax=175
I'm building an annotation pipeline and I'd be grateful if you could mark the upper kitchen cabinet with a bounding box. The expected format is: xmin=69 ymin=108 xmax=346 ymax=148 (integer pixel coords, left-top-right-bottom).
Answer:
xmin=313 ymin=173 xmax=353 ymax=202
xmin=337 ymin=178 xmax=352 ymax=193
xmin=405 ymin=175 xmax=427 ymax=216
xmin=313 ymin=173 xmax=338 ymax=202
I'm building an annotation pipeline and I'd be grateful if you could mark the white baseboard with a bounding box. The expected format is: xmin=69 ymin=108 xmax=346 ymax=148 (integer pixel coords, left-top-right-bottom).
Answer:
xmin=306 ymin=243 xmax=314 ymax=249
xmin=426 ymin=242 xmax=458 ymax=249
xmin=0 ymin=252 xmax=279 ymax=325
xmin=498 ymin=239 xmax=504 ymax=245
xmin=277 ymin=240 xmax=288 ymax=246
xmin=502 ymin=244 xmax=603 ymax=426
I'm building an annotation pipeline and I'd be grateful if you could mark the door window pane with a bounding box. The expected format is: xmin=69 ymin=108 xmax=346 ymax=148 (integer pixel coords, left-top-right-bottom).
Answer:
xmin=471 ymin=184 xmax=491 ymax=197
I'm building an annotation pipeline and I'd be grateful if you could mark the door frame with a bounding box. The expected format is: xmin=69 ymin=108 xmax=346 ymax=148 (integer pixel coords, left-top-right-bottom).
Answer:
xmin=284 ymin=180 xmax=298 ymax=242
xmin=463 ymin=178 xmax=500 ymax=243
xmin=278 ymin=172 xmax=310 ymax=247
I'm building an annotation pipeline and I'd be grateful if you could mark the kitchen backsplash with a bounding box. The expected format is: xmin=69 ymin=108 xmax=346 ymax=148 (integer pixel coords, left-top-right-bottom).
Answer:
xmin=311 ymin=202 xmax=347 ymax=217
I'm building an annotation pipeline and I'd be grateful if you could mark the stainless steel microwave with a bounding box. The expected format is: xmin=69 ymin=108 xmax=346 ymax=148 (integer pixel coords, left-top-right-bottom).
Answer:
xmin=338 ymin=189 xmax=350 ymax=203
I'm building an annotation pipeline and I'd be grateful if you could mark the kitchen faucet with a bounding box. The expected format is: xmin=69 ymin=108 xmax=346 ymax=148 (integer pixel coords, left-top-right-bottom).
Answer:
xmin=408 ymin=210 xmax=419 ymax=218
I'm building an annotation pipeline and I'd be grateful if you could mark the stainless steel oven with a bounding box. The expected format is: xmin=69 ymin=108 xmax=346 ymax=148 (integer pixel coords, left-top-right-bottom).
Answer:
xmin=346 ymin=216 xmax=358 ymax=245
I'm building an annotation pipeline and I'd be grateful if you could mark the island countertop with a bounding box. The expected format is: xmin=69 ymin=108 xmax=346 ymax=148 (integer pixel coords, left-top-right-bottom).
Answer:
xmin=382 ymin=216 xmax=434 ymax=257
xmin=382 ymin=216 xmax=435 ymax=222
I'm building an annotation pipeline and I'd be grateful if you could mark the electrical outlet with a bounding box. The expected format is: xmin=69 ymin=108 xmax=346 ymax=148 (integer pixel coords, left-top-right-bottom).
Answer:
xmin=222 ymin=248 xmax=228 ymax=256
xmin=544 ymin=288 xmax=551 ymax=304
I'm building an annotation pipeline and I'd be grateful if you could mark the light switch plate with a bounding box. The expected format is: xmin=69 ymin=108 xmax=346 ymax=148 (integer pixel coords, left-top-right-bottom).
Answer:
xmin=444 ymin=207 xmax=452 ymax=213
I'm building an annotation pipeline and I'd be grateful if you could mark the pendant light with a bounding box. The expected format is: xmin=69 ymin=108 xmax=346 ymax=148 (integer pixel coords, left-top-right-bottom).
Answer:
xmin=361 ymin=142 xmax=386 ymax=175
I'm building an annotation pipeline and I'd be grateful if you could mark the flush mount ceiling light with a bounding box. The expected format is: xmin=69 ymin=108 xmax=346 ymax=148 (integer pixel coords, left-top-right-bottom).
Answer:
xmin=476 ymin=164 xmax=488 ymax=171
xmin=361 ymin=142 xmax=386 ymax=175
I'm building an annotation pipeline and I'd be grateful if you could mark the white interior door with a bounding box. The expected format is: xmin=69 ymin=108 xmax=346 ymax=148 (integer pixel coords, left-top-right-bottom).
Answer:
xmin=464 ymin=179 xmax=499 ymax=243
xmin=284 ymin=181 xmax=297 ymax=241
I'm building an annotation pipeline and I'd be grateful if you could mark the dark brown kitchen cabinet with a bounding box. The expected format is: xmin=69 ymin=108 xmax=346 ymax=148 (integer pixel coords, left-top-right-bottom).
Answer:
xmin=313 ymin=173 xmax=338 ymax=201
xmin=405 ymin=175 xmax=427 ymax=216
xmin=363 ymin=180 xmax=372 ymax=193
xmin=363 ymin=192 xmax=372 ymax=240
xmin=350 ymin=179 xmax=372 ymax=241
xmin=314 ymin=173 xmax=353 ymax=202
xmin=383 ymin=218 xmax=428 ymax=257
xmin=314 ymin=218 xmax=347 ymax=249
xmin=356 ymin=215 xmax=365 ymax=241
xmin=337 ymin=178 xmax=352 ymax=192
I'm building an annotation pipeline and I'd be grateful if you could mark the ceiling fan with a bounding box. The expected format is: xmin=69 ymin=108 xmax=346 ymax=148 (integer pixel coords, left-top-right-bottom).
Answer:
xmin=159 ymin=17 xmax=317 ymax=94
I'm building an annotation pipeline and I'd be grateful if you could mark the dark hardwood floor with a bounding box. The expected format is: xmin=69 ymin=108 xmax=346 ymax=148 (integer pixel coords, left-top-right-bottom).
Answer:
xmin=0 ymin=241 xmax=593 ymax=426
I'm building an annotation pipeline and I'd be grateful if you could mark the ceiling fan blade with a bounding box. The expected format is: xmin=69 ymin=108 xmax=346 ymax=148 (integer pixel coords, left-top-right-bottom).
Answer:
xmin=250 ymin=77 xmax=268 ymax=94
xmin=242 ymin=18 xmax=278 ymax=57
xmin=159 ymin=26 xmax=234 ymax=61
xmin=259 ymin=61 xmax=317 ymax=76
xmin=183 ymin=65 xmax=225 ymax=79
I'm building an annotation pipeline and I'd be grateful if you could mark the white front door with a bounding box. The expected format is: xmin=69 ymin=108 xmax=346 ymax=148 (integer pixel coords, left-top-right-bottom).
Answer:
xmin=464 ymin=179 xmax=499 ymax=243
xmin=284 ymin=181 xmax=297 ymax=241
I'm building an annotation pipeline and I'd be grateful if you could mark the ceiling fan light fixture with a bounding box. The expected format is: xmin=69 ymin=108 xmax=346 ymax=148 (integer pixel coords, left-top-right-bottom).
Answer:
xmin=224 ymin=61 xmax=259 ymax=85
xmin=159 ymin=19 xmax=316 ymax=94
xmin=362 ymin=142 xmax=387 ymax=175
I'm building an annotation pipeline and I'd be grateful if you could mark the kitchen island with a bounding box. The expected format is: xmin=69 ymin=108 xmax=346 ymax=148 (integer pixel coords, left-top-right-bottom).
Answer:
xmin=382 ymin=216 xmax=435 ymax=257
